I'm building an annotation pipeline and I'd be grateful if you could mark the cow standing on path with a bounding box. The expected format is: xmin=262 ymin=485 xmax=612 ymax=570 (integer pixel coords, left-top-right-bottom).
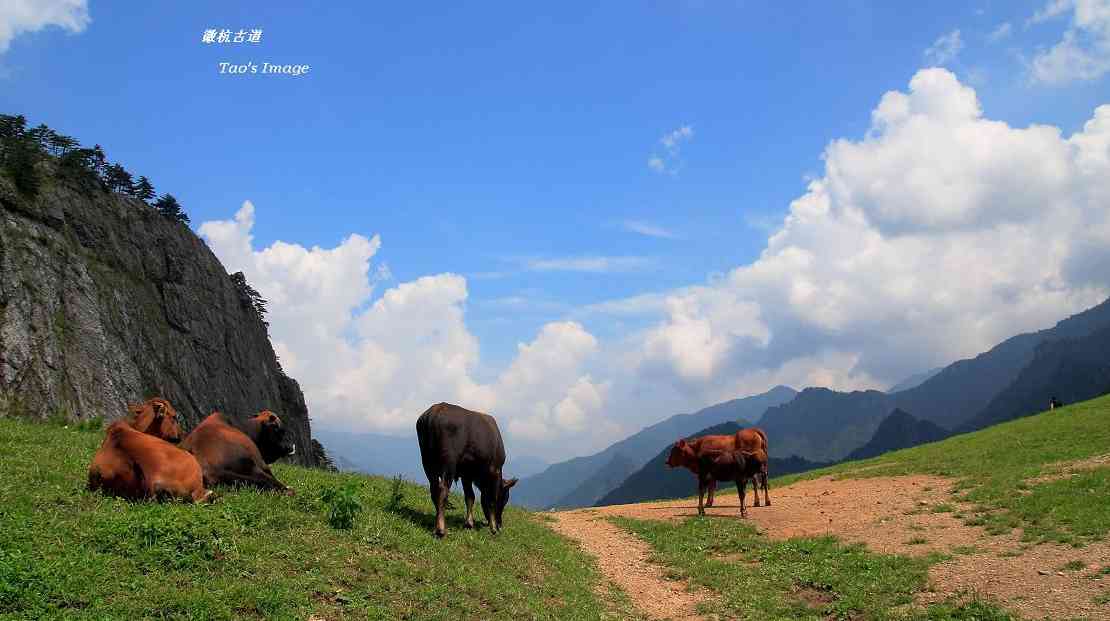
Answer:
xmin=416 ymin=403 xmax=518 ymax=538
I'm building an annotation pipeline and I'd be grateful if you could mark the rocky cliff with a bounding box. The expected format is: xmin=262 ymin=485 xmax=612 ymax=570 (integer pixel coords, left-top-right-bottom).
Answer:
xmin=0 ymin=164 xmax=316 ymax=464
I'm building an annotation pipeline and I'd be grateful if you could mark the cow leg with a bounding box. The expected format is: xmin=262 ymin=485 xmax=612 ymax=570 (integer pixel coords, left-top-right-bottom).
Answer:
xmin=738 ymin=478 xmax=747 ymax=518
xmin=462 ymin=479 xmax=476 ymax=529
xmin=431 ymin=476 xmax=450 ymax=538
xmin=479 ymin=481 xmax=496 ymax=534
xmin=762 ymin=466 xmax=771 ymax=507
xmin=218 ymin=467 xmax=292 ymax=495
xmin=697 ymin=475 xmax=707 ymax=516
xmin=706 ymin=478 xmax=717 ymax=507
xmin=751 ymin=472 xmax=761 ymax=507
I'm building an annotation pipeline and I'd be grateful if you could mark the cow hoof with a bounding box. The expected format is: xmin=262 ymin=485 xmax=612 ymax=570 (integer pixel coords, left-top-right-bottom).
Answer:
xmin=753 ymin=501 xmax=761 ymax=507
xmin=434 ymin=529 xmax=446 ymax=539
xmin=283 ymin=488 xmax=296 ymax=497
xmin=464 ymin=522 xmax=475 ymax=530
xmin=765 ymin=500 xmax=772 ymax=506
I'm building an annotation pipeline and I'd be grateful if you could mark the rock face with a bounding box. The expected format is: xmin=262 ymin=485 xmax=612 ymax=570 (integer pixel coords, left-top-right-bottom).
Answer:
xmin=0 ymin=167 xmax=316 ymax=465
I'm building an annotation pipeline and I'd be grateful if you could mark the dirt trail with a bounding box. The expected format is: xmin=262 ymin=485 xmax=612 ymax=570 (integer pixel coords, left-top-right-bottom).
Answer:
xmin=554 ymin=474 xmax=1110 ymax=620
xmin=549 ymin=510 xmax=709 ymax=620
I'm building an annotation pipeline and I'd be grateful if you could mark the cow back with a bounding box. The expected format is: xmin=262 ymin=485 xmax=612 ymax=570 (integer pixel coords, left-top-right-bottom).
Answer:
xmin=416 ymin=403 xmax=506 ymax=484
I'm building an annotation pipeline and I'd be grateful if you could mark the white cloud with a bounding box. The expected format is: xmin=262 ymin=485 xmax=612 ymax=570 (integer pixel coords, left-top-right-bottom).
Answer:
xmin=0 ymin=0 xmax=89 ymax=53
xmin=648 ymin=124 xmax=694 ymax=174
xmin=988 ymin=22 xmax=1013 ymax=42
xmin=523 ymin=255 xmax=653 ymax=273
xmin=924 ymin=29 xmax=964 ymax=65
xmin=619 ymin=220 xmax=680 ymax=239
xmin=200 ymin=204 xmax=619 ymax=459
xmin=615 ymin=68 xmax=1110 ymax=404
xmin=1028 ymin=0 xmax=1110 ymax=83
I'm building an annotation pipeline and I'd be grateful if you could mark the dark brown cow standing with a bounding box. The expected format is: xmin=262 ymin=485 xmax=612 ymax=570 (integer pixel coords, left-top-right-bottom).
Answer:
xmin=416 ymin=403 xmax=517 ymax=538
xmin=695 ymin=449 xmax=762 ymax=517
xmin=180 ymin=410 xmax=295 ymax=494
xmin=88 ymin=420 xmax=211 ymax=502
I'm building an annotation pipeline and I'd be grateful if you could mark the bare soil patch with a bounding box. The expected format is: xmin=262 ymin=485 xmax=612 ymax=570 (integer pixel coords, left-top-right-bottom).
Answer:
xmin=572 ymin=474 xmax=1110 ymax=620
xmin=1026 ymin=452 xmax=1110 ymax=485
xmin=548 ymin=509 xmax=710 ymax=620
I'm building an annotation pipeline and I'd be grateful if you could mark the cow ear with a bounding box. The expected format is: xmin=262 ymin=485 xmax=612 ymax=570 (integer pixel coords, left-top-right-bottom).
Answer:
xmin=504 ymin=478 xmax=518 ymax=489
xmin=676 ymin=439 xmax=687 ymax=447
xmin=267 ymin=413 xmax=278 ymax=424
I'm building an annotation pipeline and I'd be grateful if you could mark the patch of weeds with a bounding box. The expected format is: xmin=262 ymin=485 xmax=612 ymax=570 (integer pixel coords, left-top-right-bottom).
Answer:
xmin=906 ymin=537 xmax=929 ymax=545
xmin=1094 ymin=590 xmax=1110 ymax=605
xmin=384 ymin=475 xmax=405 ymax=513
xmin=932 ymin=503 xmax=956 ymax=513
xmin=319 ymin=480 xmax=363 ymax=530
xmin=74 ymin=416 xmax=104 ymax=432
xmin=1059 ymin=560 xmax=1087 ymax=572
xmin=951 ymin=545 xmax=980 ymax=555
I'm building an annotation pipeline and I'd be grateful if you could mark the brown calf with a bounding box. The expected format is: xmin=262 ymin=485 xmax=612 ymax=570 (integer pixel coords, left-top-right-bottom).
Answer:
xmin=125 ymin=397 xmax=183 ymax=443
xmin=665 ymin=434 xmax=735 ymax=507
xmin=696 ymin=449 xmax=763 ymax=517
xmin=88 ymin=420 xmax=211 ymax=502
xmin=734 ymin=427 xmax=771 ymax=507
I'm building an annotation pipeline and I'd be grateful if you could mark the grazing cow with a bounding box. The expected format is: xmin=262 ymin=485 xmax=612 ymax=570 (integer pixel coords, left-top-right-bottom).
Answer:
xmin=125 ymin=397 xmax=183 ymax=443
xmin=88 ymin=420 xmax=211 ymax=502
xmin=416 ymin=403 xmax=518 ymax=538
xmin=695 ymin=449 xmax=763 ymax=517
xmin=180 ymin=411 xmax=295 ymax=494
xmin=664 ymin=434 xmax=734 ymax=507
xmin=734 ymin=427 xmax=771 ymax=507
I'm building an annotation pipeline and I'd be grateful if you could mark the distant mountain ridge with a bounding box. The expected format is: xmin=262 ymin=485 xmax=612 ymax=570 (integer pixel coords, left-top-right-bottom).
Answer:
xmin=512 ymin=385 xmax=798 ymax=509
xmin=845 ymin=409 xmax=948 ymax=461
xmin=888 ymin=368 xmax=943 ymax=393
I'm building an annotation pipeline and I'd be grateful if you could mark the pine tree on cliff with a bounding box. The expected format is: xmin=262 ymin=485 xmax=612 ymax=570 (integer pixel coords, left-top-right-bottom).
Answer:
xmin=154 ymin=193 xmax=190 ymax=224
xmin=229 ymin=271 xmax=269 ymax=328
xmin=4 ymin=134 xmax=41 ymax=196
xmin=133 ymin=176 xmax=155 ymax=203
xmin=103 ymin=163 xmax=133 ymax=194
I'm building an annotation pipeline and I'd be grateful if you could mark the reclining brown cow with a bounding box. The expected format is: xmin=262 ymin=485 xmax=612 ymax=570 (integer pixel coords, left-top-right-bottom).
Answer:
xmin=696 ymin=449 xmax=763 ymax=517
xmin=88 ymin=418 xmax=211 ymax=502
xmin=125 ymin=397 xmax=183 ymax=443
xmin=180 ymin=410 xmax=296 ymax=494
xmin=666 ymin=427 xmax=771 ymax=508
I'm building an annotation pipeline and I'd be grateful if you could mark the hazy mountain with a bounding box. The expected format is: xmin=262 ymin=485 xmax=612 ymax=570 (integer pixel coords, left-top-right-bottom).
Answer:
xmin=845 ymin=409 xmax=948 ymax=461
xmin=758 ymin=297 xmax=1110 ymax=462
xmin=961 ymin=324 xmax=1110 ymax=432
xmin=596 ymin=421 xmax=828 ymax=507
xmin=552 ymin=453 xmax=639 ymax=509
xmin=512 ymin=385 xmax=797 ymax=509
xmin=760 ymin=388 xmax=895 ymax=462
xmin=888 ymin=367 xmax=943 ymax=393
xmin=894 ymin=296 xmax=1110 ymax=430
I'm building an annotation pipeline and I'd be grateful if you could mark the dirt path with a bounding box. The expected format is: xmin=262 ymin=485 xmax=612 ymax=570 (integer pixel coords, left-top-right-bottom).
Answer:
xmin=555 ymin=474 xmax=1110 ymax=620
xmin=548 ymin=509 xmax=709 ymax=620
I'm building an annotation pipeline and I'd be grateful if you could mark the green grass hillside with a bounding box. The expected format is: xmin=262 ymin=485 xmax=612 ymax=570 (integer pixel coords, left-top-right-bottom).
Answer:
xmin=0 ymin=418 xmax=634 ymax=620
xmin=787 ymin=393 xmax=1110 ymax=545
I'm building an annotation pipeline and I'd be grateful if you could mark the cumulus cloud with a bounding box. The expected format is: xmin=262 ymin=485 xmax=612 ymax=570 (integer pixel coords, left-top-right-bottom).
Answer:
xmin=612 ymin=68 xmax=1110 ymax=403
xmin=648 ymin=125 xmax=694 ymax=175
xmin=0 ymin=0 xmax=89 ymax=53
xmin=924 ymin=29 xmax=964 ymax=65
xmin=200 ymin=203 xmax=617 ymax=457
xmin=1028 ymin=0 xmax=1110 ymax=83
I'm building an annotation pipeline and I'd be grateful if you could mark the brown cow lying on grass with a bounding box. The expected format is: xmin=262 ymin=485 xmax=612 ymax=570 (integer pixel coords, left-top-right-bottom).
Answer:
xmin=696 ymin=449 xmax=763 ymax=517
xmin=88 ymin=419 xmax=212 ymax=502
xmin=125 ymin=397 xmax=183 ymax=443
xmin=180 ymin=410 xmax=296 ymax=495
xmin=666 ymin=427 xmax=771 ymax=508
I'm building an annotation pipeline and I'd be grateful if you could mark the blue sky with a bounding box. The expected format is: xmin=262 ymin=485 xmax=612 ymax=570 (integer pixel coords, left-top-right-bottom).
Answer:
xmin=4 ymin=1 xmax=1110 ymax=459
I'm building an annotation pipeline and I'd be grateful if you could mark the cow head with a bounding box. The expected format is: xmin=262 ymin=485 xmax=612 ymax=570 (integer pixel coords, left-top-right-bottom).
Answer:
xmin=493 ymin=476 xmax=518 ymax=533
xmin=126 ymin=398 xmax=183 ymax=443
xmin=249 ymin=411 xmax=296 ymax=463
xmin=665 ymin=439 xmax=695 ymax=469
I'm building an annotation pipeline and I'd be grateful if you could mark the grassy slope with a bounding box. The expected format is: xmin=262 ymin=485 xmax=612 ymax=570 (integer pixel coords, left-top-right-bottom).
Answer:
xmin=610 ymin=395 xmax=1110 ymax=620
xmin=0 ymin=418 xmax=634 ymax=620
xmin=782 ymin=393 xmax=1110 ymax=545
